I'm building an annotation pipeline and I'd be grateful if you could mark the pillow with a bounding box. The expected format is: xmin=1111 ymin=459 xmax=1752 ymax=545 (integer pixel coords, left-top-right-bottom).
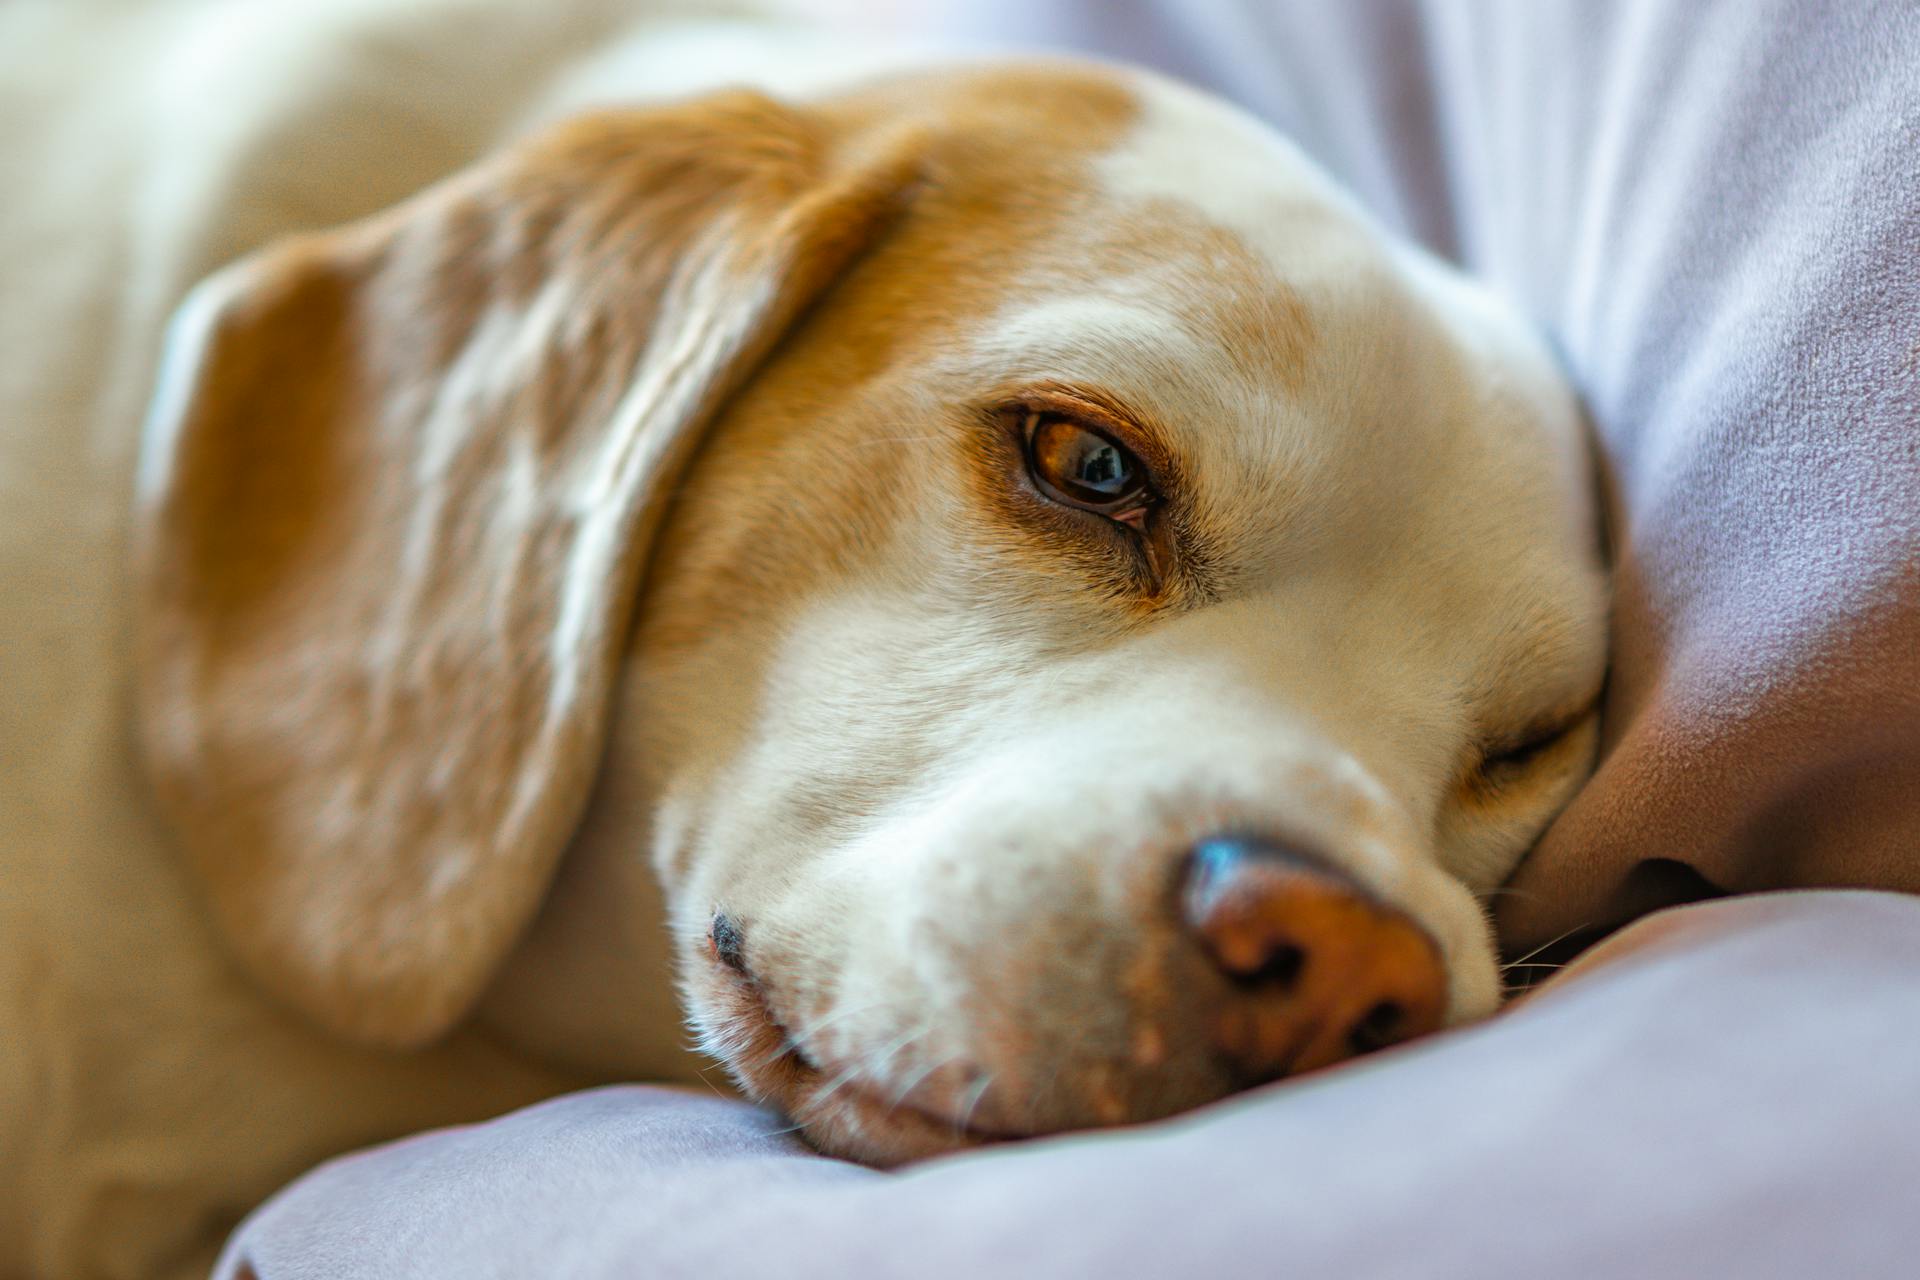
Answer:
xmin=908 ymin=0 xmax=1920 ymax=950
xmin=218 ymin=891 xmax=1920 ymax=1279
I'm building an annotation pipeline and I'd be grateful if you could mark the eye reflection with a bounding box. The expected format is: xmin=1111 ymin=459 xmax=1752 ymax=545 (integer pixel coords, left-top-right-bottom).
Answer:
xmin=1026 ymin=413 xmax=1152 ymax=513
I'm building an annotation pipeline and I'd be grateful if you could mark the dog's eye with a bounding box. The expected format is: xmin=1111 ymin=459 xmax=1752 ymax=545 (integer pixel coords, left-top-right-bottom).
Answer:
xmin=1479 ymin=722 xmax=1574 ymax=780
xmin=1025 ymin=413 xmax=1152 ymax=516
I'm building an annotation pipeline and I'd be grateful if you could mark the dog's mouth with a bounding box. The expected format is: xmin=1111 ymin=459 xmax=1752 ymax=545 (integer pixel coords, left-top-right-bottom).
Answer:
xmin=693 ymin=836 xmax=1471 ymax=1163
xmin=697 ymin=913 xmax=1023 ymax=1163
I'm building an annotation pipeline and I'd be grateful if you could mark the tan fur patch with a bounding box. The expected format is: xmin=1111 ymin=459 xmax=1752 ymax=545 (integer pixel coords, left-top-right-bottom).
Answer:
xmin=136 ymin=90 xmax=927 ymax=1047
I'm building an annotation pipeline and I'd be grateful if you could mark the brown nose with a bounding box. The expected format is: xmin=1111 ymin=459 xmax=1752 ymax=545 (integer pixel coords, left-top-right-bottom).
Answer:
xmin=1182 ymin=835 xmax=1448 ymax=1081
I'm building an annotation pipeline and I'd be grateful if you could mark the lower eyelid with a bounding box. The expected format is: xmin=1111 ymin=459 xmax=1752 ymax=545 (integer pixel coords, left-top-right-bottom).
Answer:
xmin=1485 ymin=716 xmax=1590 ymax=772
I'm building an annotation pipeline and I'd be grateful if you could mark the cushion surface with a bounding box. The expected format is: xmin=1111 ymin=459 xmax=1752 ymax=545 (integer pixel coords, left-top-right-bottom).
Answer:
xmin=220 ymin=892 xmax=1920 ymax=1279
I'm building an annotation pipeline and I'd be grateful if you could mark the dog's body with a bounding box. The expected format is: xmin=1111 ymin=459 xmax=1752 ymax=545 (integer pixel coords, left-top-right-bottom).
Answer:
xmin=1 ymin=4 xmax=1606 ymax=1277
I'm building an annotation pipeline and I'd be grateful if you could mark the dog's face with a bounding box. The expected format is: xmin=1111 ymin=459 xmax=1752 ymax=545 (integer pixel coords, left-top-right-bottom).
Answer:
xmin=623 ymin=73 xmax=1605 ymax=1160
xmin=135 ymin=64 xmax=1603 ymax=1164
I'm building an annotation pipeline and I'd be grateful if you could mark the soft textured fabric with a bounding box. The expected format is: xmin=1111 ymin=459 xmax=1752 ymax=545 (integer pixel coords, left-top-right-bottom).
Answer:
xmin=902 ymin=0 xmax=1920 ymax=949
xmin=218 ymin=891 xmax=1920 ymax=1279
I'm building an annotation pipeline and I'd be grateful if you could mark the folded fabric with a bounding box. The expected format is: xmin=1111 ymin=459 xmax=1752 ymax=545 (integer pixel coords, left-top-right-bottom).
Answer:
xmin=217 ymin=891 xmax=1920 ymax=1280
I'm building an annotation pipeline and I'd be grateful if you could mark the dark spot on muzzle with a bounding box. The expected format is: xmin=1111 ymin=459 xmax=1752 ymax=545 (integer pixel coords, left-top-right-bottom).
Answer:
xmin=710 ymin=911 xmax=748 ymax=974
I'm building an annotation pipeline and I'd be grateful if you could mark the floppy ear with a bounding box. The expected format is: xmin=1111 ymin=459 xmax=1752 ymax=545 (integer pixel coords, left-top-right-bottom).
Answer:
xmin=134 ymin=93 xmax=920 ymax=1048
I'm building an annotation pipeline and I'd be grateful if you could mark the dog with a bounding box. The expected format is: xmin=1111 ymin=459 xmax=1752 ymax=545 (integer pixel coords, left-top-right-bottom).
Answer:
xmin=0 ymin=3 xmax=1607 ymax=1275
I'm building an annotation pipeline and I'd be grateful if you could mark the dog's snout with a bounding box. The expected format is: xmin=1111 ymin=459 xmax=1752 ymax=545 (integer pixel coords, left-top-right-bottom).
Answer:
xmin=1180 ymin=835 xmax=1448 ymax=1078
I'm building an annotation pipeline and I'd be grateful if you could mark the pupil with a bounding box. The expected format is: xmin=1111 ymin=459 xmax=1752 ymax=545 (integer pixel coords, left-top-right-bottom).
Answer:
xmin=1078 ymin=440 xmax=1126 ymax=492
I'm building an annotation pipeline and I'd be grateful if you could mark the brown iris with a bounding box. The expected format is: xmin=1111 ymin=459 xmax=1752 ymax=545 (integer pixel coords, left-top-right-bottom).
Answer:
xmin=1025 ymin=412 xmax=1153 ymax=519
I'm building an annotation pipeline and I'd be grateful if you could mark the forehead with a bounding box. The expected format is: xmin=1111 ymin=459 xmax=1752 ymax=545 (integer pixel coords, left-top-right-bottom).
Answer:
xmin=803 ymin=62 xmax=1590 ymax=589
xmin=1095 ymin=73 xmax=1379 ymax=273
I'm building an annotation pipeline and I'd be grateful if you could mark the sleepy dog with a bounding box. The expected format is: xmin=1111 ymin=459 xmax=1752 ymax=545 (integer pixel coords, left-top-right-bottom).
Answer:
xmin=0 ymin=3 xmax=1606 ymax=1276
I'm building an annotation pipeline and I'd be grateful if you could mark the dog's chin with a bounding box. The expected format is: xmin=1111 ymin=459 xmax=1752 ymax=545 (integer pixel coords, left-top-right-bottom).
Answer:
xmin=686 ymin=954 xmax=1019 ymax=1167
xmin=785 ymin=1075 xmax=1015 ymax=1168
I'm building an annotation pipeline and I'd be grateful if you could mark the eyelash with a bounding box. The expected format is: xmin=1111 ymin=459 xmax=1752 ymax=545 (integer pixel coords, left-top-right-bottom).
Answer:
xmin=1473 ymin=715 xmax=1591 ymax=796
xmin=1483 ymin=730 xmax=1563 ymax=773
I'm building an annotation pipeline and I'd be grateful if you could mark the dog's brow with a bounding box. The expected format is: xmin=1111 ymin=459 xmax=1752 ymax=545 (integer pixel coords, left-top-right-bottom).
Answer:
xmin=977 ymin=297 xmax=1205 ymax=377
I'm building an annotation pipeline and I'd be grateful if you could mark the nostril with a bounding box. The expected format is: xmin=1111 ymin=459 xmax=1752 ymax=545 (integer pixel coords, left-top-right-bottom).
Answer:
xmin=710 ymin=911 xmax=748 ymax=974
xmin=1229 ymin=940 xmax=1306 ymax=990
xmin=1346 ymin=1000 xmax=1405 ymax=1056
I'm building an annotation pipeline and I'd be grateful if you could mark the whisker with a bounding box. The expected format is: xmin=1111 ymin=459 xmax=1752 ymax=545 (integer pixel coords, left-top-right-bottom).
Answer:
xmin=757 ymin=999 xmax=897 ymax=1072
xmin=866 ymin=1020 xmax=932 ymax=1076
xmin=954 ymin=1071 xmax=996 ymax=1139
xmin=887 ymin=1049 xmax=959 ymax=1112
xmin=692 ymin=1064 xmax=731 ymax=1099
xmin=805 ymin=1067 xmax=866 ymax=1114
xmin=808 ymin=1021 xmax=929 ymax=1112
xmin=1499 ymin=922 xmax=1592 ymax=972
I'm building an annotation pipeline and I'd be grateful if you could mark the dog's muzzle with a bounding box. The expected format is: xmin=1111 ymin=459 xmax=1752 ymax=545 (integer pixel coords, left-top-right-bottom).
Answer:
xmin=703 ymin=826 xmax=1447 ymax=1152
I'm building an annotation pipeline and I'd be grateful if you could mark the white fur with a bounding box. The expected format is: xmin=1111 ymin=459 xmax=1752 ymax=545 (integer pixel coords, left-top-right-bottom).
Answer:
xmin=1096 ymin=71 xmax=1377 ymax=264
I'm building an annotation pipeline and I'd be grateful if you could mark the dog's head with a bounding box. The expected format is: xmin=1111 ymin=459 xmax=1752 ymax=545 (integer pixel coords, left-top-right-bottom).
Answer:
xmin=135 ymin=64 xmax=1605 ymax=1162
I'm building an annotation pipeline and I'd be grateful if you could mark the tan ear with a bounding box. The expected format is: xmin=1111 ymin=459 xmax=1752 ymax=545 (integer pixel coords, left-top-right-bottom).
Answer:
xmin=134 ymin=93 xmax=920 ymax=1048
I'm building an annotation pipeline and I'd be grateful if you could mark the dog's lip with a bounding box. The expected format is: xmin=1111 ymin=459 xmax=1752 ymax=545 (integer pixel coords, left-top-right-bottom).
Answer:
xmin=832 ymin=1079 xmax=1031 ymax=1147
xmin=703 ymin=942 xmax=1022 ymax=1148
